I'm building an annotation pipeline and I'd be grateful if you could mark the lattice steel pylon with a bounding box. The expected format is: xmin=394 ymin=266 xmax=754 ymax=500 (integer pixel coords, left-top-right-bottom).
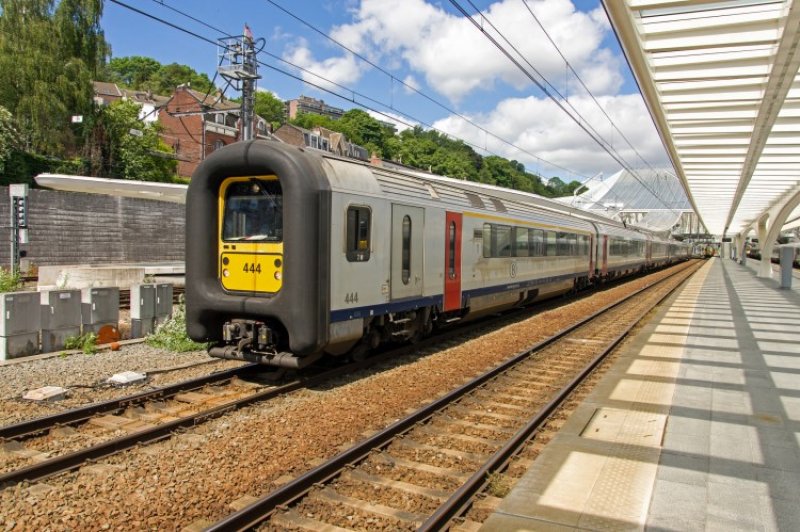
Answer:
xmin=218 ymin=26 xmax=261 ymax=142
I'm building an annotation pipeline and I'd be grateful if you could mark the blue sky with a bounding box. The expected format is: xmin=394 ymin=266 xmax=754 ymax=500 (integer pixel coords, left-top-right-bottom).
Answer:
xmin=102 ymin=0 xmax=668 ymax=181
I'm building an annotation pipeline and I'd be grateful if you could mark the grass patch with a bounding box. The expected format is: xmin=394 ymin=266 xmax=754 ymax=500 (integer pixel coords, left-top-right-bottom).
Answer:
xmin=64 ymin=332 xmax=98 ymax=354
xmin=486 ymin=471 xmax=511 ymax=498
xmin=146 ymin=301 xmax=209 ymax=352
xmin=0 ymin=269 xmax=20 ymax=293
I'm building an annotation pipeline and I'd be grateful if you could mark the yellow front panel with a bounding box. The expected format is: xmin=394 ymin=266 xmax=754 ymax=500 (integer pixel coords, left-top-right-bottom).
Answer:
xmin=220 ymin=248 xmax=283 ymax=293
xmin=218 ymin=175 xmax=284 ymax=294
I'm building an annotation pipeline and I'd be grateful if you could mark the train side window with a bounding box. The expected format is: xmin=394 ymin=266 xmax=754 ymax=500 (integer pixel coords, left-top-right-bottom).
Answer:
xmin=448 ymin=221 xmax=456 ymax=279
xmin=556 ymin=232 xmax=568 ymax=256
xmin=346 ymin=206 xmax=371 ymax=262
xmin=515 ymin=227 xmax=529 ymax=257
xmin=546 ymin=231 xmax=557 ymax=257
xmin=531 ymin=229 xmax=544 ymax=256
xmin=483 ymin=223 xmax=492 ymax=258
xmin=496 ymin=225 xmax=512 ymax=257
xmin=401 ymin=215 xmax=412 ymax=284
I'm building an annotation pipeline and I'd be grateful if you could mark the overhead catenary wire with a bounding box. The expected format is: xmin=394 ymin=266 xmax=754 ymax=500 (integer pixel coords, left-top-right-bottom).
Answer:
xmin=452 ymin=0 xmax=681 ymax=216
xmin=258 ymin=0 xmax=585 ymax=180
xmin=111 ymin=0 xmax=587 ymax=182
xmin=122 ymin=0 xmax=590 ymax=181
xmin=452 ymin=0 xmax=682 ymax=216
xmin=519 ymin=0 xmax=661 ymax=176
xmin=146 ymin=0 xmax=588 ymax=180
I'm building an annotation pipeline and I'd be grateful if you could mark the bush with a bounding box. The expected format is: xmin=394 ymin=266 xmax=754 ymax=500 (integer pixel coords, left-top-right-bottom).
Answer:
xmin=146 ymin=302 xmax=208 ymax=352
xmin=0 ymin=269 xmax=20 ymax=292
xmin=64 ymin=332 xmax=98 ymax=354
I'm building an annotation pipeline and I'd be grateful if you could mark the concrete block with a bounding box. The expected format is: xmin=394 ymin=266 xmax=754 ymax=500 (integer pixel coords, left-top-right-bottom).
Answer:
xmin=0 ymin=291 xmax=41 ymax=336
xmin=106 ymin=371 xmax=146 ymax=386
xmin=130 ymin=284 xmax=156 ymax=320
xmin=40 ymin=289 xmax=81 ymax=330
xmin=41 ymin=326 xmax=81 ymax=353
xmin=38 ymin=265 xmax=146 ymax=291
xmin=0 ymin=332 xmax=39 ymax=360
xmin=23 ymin=386 xmax=68 ymax=402
xmin=131 ymin=318 xmax=155 ymax=338
xmin=81 ymin=287 xmax=119 ymax=326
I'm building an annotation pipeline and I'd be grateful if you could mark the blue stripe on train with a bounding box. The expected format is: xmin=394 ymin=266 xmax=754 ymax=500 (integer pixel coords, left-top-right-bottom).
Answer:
xmin=329 ymin=270 xmax=586 ymax=323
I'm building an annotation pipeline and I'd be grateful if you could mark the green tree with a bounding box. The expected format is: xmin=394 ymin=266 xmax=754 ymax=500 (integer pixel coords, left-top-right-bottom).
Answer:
xmin=0 ymin=106 xmax=19 ymax=175
xmin=147 ymin=63 xmax=214 ymax=95
xmin=0 ymin=0 xmax=108 ymax=156
xmin=105 ymin=56 xmax=162 ymax=88
xmin=254 ymin=91 xmax=285 ymax=129
xmin=99 ymin=100 xmax=176 ymax=181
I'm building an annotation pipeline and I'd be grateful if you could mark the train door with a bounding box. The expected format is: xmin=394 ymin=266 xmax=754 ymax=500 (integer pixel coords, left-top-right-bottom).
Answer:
xmin=444 ymin=212 xmax=462 ymax=311
xmin=391 ymin=205 xmax=424 ymax=300
xmin=601 ymin=235 xmax=609 ymax=276
xmin=588 ymin=234 xmax=594 ymax=275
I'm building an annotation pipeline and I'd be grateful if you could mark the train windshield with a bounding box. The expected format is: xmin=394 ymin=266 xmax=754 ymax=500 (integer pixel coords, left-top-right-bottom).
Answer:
xmin=222 ymin=179 xmax=283 ymax=242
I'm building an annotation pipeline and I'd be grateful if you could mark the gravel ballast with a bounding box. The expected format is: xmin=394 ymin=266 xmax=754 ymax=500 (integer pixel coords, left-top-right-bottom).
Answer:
xmin=0 ymin=264 xmax=699 ymax=530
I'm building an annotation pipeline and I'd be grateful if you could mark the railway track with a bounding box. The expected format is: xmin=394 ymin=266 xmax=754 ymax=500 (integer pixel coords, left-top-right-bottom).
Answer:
xmin=0 ymin=300 xmax=538 ymax=489
xmin=205 ymin=259 xmax=701 ymax=531
xmin=0 ymin=262 xmax=696 ymax=507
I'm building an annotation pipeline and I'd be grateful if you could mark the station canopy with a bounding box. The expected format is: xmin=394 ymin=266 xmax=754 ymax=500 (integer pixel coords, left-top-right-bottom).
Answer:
xmin=603 ymin=0 xmax=800 ymax=237
xmin=554 ymin=168 xmax=693 ymax=232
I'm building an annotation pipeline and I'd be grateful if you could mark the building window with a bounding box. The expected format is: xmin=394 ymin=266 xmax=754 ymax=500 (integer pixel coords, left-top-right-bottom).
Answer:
xmin=346 ymin=206 xmax=371 ymax=262
xmin=213 ymin=140 xmax=225 ymax=151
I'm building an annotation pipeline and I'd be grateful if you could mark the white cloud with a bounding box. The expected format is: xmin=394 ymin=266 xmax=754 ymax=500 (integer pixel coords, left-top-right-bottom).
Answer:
xmin=432 ymin=94 xmax=671 ymax=180
xmin=283 ymin=38 xmax=364 ymax=92
xmin=330 ymin=0 xmax=622 ymax=101
xmin=366 ymin=109 xmax=417 ymax=133
xmin=257 ymin=86 xmax=283 ymax=101
xmin=402 ymin=75 xmax=420 ymax=94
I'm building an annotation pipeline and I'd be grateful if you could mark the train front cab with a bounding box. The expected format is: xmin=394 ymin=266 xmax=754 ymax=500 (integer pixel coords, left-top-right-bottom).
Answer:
xmin=186 ymin=141 xmax=332 ymax=366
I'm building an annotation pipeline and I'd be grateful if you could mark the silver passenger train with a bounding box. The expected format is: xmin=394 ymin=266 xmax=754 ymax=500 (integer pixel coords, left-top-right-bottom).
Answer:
xmin=185 ymin=140 xmax=690 ymax=367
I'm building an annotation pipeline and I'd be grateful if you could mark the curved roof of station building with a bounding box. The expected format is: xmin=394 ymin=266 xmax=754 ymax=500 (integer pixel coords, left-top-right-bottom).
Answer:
xmin=553 ymin=169 xmax=692 ymax=232
xmin=604 ymin=0 xmax=800 ymax=238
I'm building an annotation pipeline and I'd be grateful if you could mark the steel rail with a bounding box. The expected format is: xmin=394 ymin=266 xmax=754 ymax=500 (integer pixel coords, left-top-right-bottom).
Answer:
xmin=419 ymin=261 xmax=701 ymax=530
xmin=0 ymin=303 xmax=524 ymax=489
xmin=0 ymin=363 xmax=261 ymax=441
xmin=205 ymin=260 xmax=700 ymax=531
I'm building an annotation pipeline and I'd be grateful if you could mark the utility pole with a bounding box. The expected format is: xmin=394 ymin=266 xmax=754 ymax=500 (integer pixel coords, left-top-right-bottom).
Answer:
xmin=218 ymin=25 xmax=261 ymax=142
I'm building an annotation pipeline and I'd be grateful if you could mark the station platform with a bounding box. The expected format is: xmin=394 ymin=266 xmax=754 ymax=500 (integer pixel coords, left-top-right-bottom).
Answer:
xmin=482 ymin=258 xmax=800 ymax=531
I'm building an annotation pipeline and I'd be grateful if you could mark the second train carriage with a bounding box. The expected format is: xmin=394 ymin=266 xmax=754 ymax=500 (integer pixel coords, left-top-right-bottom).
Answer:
xmin=186 ymin=140 xmax=688 ymax=366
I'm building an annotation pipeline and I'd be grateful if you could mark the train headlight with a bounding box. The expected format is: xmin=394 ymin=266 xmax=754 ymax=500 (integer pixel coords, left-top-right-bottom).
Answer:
xmin=222 ymin=269 xmax=230 ymax=278
xmin=274 ymin=271 xmax=282 ymax=280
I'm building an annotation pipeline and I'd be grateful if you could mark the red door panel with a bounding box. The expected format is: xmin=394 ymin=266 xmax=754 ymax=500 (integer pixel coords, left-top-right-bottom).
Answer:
xmin=444 ymin=212 xmax=462 ymax=312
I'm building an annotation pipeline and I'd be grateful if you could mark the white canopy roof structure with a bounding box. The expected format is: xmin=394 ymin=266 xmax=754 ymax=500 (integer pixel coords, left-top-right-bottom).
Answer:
xmin=35 ymin=174 xmax=187 ymax=204
xmin=604 ymin=0 xmax=800 ymax=238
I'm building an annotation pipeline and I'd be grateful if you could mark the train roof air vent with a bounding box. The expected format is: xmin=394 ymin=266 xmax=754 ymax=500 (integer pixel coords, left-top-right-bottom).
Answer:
xmin=465 ymin=192 xmax=485 ymax=209
xmin=489 ymin=198 xmax=507 ymax=212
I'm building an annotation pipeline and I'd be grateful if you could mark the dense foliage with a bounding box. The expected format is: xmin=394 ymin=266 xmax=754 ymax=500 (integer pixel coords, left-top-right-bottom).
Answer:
xmin=254 ymin=91 xmax=286 ymax=130
xmin=0 ymin=0 xmax=107 ymax=155
xmin=105 ymin=56 xmax=215 ymax=95
xmin=90 ymin=100 xmax=176 ymax=181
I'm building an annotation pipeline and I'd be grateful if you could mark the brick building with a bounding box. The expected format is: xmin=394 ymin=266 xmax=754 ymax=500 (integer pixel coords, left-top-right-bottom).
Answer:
xmin=273 ymin=123 xmax=368 ymax=160
xmin=156 ymin=86 xmax=244 ymax=178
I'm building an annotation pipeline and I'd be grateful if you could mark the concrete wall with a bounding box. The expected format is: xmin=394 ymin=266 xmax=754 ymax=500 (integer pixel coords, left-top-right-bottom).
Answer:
xmin=1 ymin=186 xmax=185 ymax=269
